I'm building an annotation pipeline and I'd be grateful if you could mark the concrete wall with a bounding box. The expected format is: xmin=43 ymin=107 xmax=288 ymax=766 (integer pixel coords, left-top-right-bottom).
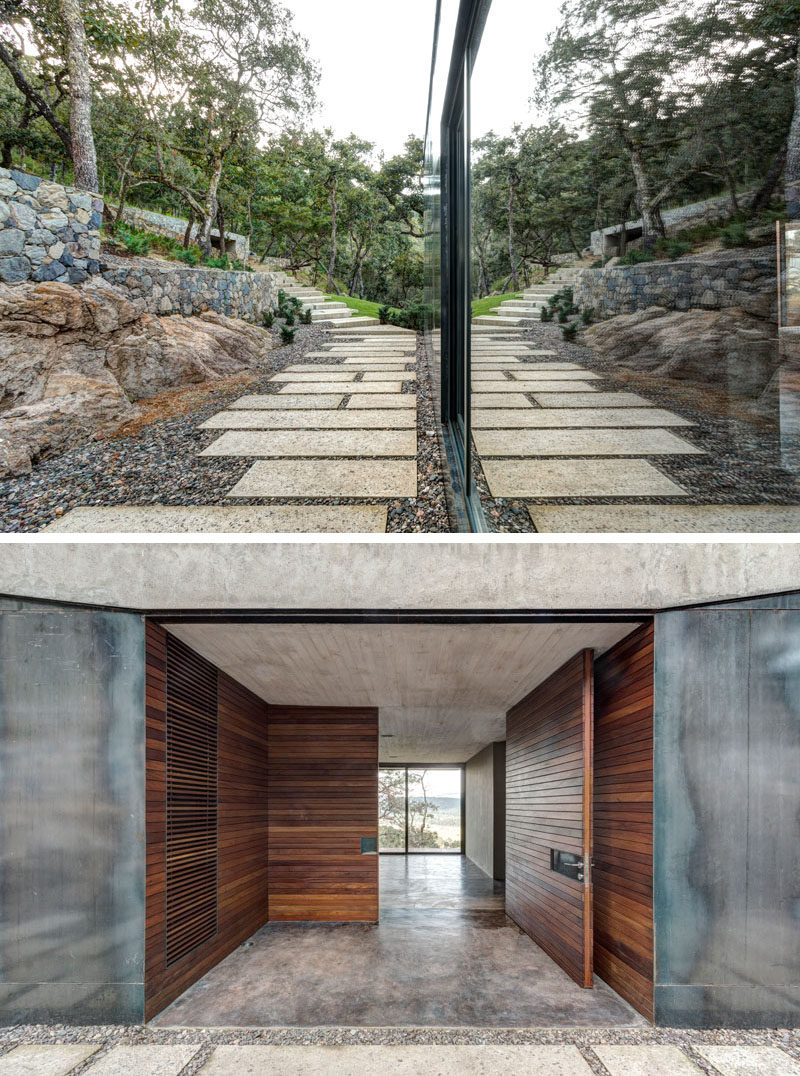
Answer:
xmin=574 ymin=249 xmax=776 ymax=321
xmin=0 ymin=598 xmax=146 ymax=1024
xmin=653 ymin=592 xmax=800 ymax=1027
xmin=590 ymin=192 xmax=756 ymax=256
xmin=1 ymin=543 xmax=799 ymax=613
xmin=0 ymin=170 xmax=102 ymax=284
xmin=100 ymin=261 xmax=278 ymax=322
xmin=465 ymin=742 xmax=505 ymax=880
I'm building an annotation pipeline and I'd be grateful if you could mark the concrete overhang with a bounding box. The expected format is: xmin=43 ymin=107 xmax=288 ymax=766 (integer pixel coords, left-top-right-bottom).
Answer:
xmin=1 ymin=539 xmax=798 ymax=612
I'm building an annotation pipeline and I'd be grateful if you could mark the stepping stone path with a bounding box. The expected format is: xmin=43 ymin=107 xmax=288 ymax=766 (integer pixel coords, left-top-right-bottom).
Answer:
xmin=0 ymin=1041 xmax=797 ymax=1075
xmin=470 ymin=328 xmax=703 ymax=501
xmin=206 ymin=324 xmax=418 ymax=515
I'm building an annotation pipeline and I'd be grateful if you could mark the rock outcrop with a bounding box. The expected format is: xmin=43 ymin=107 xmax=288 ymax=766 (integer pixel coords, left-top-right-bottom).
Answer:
xmin=0 ymin=279 xmax=272 ymax=477
xmin=583 ymin=306 xmax=779 ymax=398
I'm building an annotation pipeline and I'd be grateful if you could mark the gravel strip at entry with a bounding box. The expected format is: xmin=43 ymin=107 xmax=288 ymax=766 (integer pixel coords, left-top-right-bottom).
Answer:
xmin=0 ymin=328 xmax=451 ymax=533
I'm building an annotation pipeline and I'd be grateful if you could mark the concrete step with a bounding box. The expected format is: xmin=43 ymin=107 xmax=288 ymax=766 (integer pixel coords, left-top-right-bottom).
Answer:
xmin=324 ymin=315 xmax=380 ymax=327
xmin=310 ymin=307 xmax=353 ymax=322
xmin=300 ymin=298 xmax=348 ymax=310
xmin=473 ymin=314 xmax=528 ymax=326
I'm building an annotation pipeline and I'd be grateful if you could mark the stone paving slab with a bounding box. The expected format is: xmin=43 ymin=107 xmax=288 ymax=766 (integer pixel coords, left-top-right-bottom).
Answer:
xmin=510 ymin=370 xmax=601 ymax=381
xmin=528 ymin=505 xmax=800 ymax=532
xmin=361 ymin=371 xmax=417 ymax=381
xmin=227 ymin=459 xmax=417 ymax=498
xmin=481 ymin=458 xmax=689 ymax=497
xmin=83 ymin=1045 xmax=199 ymax=1075
xmin=473 ymin=428 xmax=703 ymax=457
xmin=347 ymin=394 xmax=416 ymax=408
xmin=341 ymin=360 xmax=413 ymax=367
xmin=0 ymin=1044 xmax=100 ymax=1075
xmin=200 ymin=429 xmax=416 ymax=458
xmin=272 ymin=372 xmax=358 ymax=382
xmin=278 ymin=382 xmax=403 ymax=394
xmin=533 ymin=392 xmax=655 ymax=407
xmin=472 ymin=394 xmax=535 ymax=408
xmin=201 ymin=409 xmax=416 ymax=429
xmin=43 ymin=505 xmax=389 ymax=532
xmin=594 ymin=1045 xmax=700 ymax=1075
xmin=476 ymin=381 xmax=598 ymax=393
xmin=695 ymin=1045 xmax=800 ymax=1075
xmin=472 ymin=408 xmax=693 ymax=428
xmin=230 ymin=394 xmax=344 ymax=409
xmin=198 ymin=1045 xmax=593 ymax=1075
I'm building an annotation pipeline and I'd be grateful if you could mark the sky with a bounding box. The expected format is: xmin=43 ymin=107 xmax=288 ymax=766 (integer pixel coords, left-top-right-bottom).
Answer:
xmin=282 ymin=0 xmax=563 ymax=159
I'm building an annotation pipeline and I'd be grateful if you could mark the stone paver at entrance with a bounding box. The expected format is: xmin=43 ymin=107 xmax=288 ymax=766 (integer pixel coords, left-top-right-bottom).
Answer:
xmin=474 ymin=428 xmax=702 ymax=457
xmin=532 ymin=392 xmax=655 ymax=407
xmin=481 ymin=458 xmax=689 ymax=498
xmin=77 ymin=1045 xmax=199 ymax=1075
xmin=527 ymin=505 xmax=800 ymax=531
xmin=227 ymin=458 xmax=417 ymax=498
xmin=197 ymin=1044 xmax=594 ymax=1075
xmin=230 ymin=394 xmax=344 ymax=409
xmin=278 ymin=380 xmax=405 ymax=394
xmin=594 ymin=1045 xmax=701 ymax=1075
xmin=200 ymin=430 xmax=416 ymax=457
xmin=471 ymin=408 xmax=694 ymax=428
xmin=201 ymin=409 xmax=416 ymax=429
xmin=347 ymin=393 xmax=415 ymax=408
xmin=44 ymin=505 xmax=389 ymax=532
xmin=695 ymin=1045 xmax=800 ymax=1075
xmin=0 ymin=1045 xmax=100 ymax=1075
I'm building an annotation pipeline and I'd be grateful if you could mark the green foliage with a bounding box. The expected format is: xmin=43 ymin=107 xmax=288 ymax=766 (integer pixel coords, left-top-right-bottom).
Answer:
xmin=299 ymin=307 xmax=312 ymax=325
xmin=618 ymin=250 xmax=656 ymax=265
xmin=540 ymin=305 xmax=553 ymax=322
xmin=471 ymin=293 xmax=523 ymax=319
xmin=557 ymin=308 xmax=569 ymax=323
xmin=284 ymin=310 xmax=295 ymax=326
xmin=580 ymin=307 xmax=594 ymax=326
xmin=562 ymin=322 xmax=579 ymax=342
xmin=378 ymin=304 xmax=391 ymax=325
xmin=110 ymin=223 xmax=152 ymax=257
xmin=279 ymin=325 xmax=296 ymax=345
xmin=176 ymin=247 xmax=202 ymax=266
xmin=655 ymin=239 xmax=693 ymax=260
xmin=591 ymin=259 xmax=604 ymax=268
xmin=262 ymin=310 xmax=275 ymax=328
xmin=720 ymin=221 xmax=754 ymax=248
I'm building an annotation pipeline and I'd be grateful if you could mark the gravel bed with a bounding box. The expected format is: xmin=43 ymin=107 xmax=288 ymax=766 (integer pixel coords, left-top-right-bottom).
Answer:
xmin=471 ymin=321 xmax=800 ymax=533
xmin=0 ymin=328 xmax=452 ymax=533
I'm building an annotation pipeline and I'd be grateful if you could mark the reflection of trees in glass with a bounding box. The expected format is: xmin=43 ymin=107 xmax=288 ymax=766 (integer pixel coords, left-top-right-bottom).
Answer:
xmin=378 ymin=768 xmax=461 ymax=850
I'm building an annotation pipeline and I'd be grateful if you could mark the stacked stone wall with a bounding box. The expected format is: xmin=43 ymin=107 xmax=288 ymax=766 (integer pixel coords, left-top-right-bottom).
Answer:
xmin=100 ymin=261 xmax=278 ymax=322
xmin=0 ymin=169 xmax=102 ymax=284
xmin=114 ymin=204 xmax=250 ymax=262
xmin=574 ymin=249 xmax=776 ymax=321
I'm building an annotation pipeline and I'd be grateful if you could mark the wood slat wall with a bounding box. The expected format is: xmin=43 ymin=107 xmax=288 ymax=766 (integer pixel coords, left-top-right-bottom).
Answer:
xmin=268 ymin=705 xmax=378 ymax=922
xmin=505 ymin=650 xmax=594 ymax=988
xmin=145 ymin=623 xmax=269 ymax=1020
xmin=593 ymin=623 xmax=655 ymax=1021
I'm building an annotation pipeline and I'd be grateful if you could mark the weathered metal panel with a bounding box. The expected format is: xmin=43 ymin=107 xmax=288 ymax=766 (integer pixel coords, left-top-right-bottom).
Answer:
xmin=0 ymin=603 xmax=146 ymax=1024
xmin=654 ymin=608 xmax=800 ymax=1027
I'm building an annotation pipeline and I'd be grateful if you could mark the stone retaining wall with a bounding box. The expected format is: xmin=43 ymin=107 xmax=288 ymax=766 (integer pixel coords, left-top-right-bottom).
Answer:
xmin=574 ymin=249 xmax=776 ymax=321
xmin=0 ymin=169 xmax=103 ymax=284
xmin=113 ymin=204 xmax=250 ymax=262
xmin=100 ymin=261 xmax=278 ymax=322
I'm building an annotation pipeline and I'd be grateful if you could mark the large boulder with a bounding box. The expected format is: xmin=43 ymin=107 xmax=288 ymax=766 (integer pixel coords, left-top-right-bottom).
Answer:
xmin=0 ymin=279 xmax=271 ymax=477
xmin=583 ymin=306 xmax=779 ymax=397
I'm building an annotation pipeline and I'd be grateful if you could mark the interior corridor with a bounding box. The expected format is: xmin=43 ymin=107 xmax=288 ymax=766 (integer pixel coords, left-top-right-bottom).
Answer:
xmin=152 ymin=857 xmax=644 ymax=1028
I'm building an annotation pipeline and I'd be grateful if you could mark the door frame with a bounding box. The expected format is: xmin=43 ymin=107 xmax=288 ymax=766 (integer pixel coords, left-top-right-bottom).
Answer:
xmin=379 ymin=763 xmax=466 ymax=855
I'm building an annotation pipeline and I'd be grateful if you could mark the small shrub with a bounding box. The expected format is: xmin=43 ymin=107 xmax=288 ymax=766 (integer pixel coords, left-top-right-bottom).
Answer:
xmin=720 ymin=221 xmax=752 ymax=249
xmin=280 ymin=326 xmax=296 ymax=345
xmin=547 ymin=294 xmax=560 ymax=309
xmin=562 ymin=322 xmax=579 ymax=342
xmin=618 ymin=249 xmax=655 ymax=266
xmin=204 ymin=253 xmax=230 ymax=270
xmin=580 ymin=308 xmax=594 ymax=326
xmin=176 ymin=247 xmax=201 ymax=266
xmin=656 ymin=238 xmax=692 ymax=260
xmin=557 ymin=308 xmax=569 ymax=324
xmin=113 ymin=223 xmax=151 ymax=256
xmin=299 ymin=308 xmax=312 ymax=325
xmin=284 ymin=311 xmax=295 ymax=327
xmin=262 ymin=311 xmax=275 ymax=329
xmin=590 ymin=259 xmax=603 ymax=268
xmin=378 ymin=304 xmax=390 ymax=325
xmin=540 ymin=306 xmax=553 ymax=322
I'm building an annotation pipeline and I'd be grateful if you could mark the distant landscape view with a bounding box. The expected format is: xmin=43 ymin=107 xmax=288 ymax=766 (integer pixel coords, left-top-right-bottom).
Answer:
xmin=379 ymin=768 xmax=462 ymax=852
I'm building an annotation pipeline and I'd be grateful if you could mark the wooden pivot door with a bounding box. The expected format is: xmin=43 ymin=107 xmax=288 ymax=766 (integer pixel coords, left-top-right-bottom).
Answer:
xmin=506 ymin=649 xmax=594 ymax=988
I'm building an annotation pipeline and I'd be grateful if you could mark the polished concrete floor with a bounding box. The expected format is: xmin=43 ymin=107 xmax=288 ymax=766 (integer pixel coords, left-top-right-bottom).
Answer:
xmin=153 ymin=857 xmax=645 ymax=1028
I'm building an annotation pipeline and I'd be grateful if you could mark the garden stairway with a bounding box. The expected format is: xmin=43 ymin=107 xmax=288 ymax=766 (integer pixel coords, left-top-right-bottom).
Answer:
xmin=473 ymin=266 xmax=584 ymax=327
xmin=271 ymin=269 xmax=379 ymax=328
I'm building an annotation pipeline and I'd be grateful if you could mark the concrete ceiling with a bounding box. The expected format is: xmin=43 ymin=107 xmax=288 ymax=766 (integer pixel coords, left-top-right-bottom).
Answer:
xmin=167 ymin=621 xmax=640 ymax=763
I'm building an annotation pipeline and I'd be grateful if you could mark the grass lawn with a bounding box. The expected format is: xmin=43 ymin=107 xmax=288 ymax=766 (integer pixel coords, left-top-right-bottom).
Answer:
xmin=325 ymin=294 xmax=382 ymax=318
xmin=471 ymin=292 xmax=523 ymax=318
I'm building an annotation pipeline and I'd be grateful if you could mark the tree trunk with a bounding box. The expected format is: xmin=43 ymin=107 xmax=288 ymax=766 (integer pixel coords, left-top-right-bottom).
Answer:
xmin=507 ymin=177 xmax=519 ymax=291
xmin=786 ymin=36 xmax=800 ymax=220
xmin=216 ymin=203 xmax=226 ymax=258
xmin=326 ymin=177 xmax=338 ymax=294
xmin=0 ymin=40 xmax=73 ymax=159
xmin=629 ymin=143 xmax=664 ymax=247
xmin=183 ymin=209 xmax=195 ymax=248
xmin=751 ymin=141 xmax=787 ymax=216
xmin=724 ymin=166 xmax=740 ymax=214
xmin=114 ymin=173 xmax=131 ymax=224
xmin=58 ymin=0 xmax=98 ymax=190
xmin=197 ymin=156 xmax=223 ymax=256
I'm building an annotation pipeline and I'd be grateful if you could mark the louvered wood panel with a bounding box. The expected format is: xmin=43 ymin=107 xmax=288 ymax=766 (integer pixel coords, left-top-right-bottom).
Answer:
xmin=593 ymin=622 xmax=654 ymax=1020
xmin=165 ymin=634 xmax=218 ymax=966
xmin=145 ymin=624 xmax=269 ymax=1020
xmin=268 ymin=706 xmax=378 ymax=922
xmin=506 ymin=650 xmax=594 ymax=988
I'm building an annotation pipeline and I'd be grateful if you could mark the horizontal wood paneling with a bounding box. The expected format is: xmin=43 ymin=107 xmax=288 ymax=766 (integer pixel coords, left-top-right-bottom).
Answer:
xmin=268 ymin=706 xmax=378 ymax=922
xmin=593 ymin=622 xmax=654 ymax=1021
xmin=145 ymin=623 xmax=268 ymax=1019
xmin=506 ymin=650 xmax=593 ymax=988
